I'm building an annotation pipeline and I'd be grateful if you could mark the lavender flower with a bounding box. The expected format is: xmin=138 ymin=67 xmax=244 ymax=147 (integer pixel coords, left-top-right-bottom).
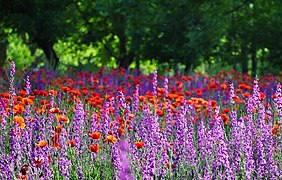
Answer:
xmin=239 ymin=118 xmax=255 ymax=180
xmin=9 ymin=125 xmax=22 ymax=169
xmin=72 ymin=100 xmax=85 ymax=155
xmin=229 ymin=83 xmax=235 ymax=105
xmin=152 ymin=68 xmax=157 ymax=97
xmin=25 ymin=75 xmax=31 ymax=95
xmin=274 ymin=83 xmax=282 ymax=119
xmin=9 ymin=58 xmax=16 ymax=96
xmin=212 ymin=106 xmax=234 ymax=179
xmin=133 ymin=84 xmax=139 ymax=113
xmin=117 ymin=140 xmax=134 ymax=180
xmin=164 ymin=76 xmax=169 ymax=98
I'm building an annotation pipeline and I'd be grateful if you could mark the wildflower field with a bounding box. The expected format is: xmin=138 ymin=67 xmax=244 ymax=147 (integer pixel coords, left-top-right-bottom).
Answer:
xmin=1 ymin=59 xmax=282 ymax=179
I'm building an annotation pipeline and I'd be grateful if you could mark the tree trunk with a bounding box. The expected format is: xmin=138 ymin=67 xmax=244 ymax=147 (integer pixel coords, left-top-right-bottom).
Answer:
xmin=241 ymin=43 xmax=248 ymax=74
xmin=184 ymin=62 xmax=191 ymax=74
xmin=136 ymin=59 xmax=140 ymax=75
xmin=0 ymin=43 xmax=7 ymax=69
xmin=38 ymin=41 xmax=59 ymax=70
xmin=119 ymin=51 xmax=134 ymax=69
xmin=251 ymin=44 xmax=257 ymax=78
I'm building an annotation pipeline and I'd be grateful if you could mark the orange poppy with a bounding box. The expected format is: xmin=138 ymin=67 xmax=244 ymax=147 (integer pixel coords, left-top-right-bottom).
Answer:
xmin=220 ymin=114 xmax=229 ymax=122
xmin=106 ymin=135 xmax=118 ymax=143
xmin=13 ymin=104 xmax=25 ymax=115
xmin=89 ymin=132 xmax=101 ymax=140
xmin=89 ymin=144 xmax=100 ymax=153
xmin=51 ymin=134 xmax=60 ymax=149
xmin=271 ymin=124 xmax=280 ymax=137
xmin=56 ymin=115 xmax=69 ymax=124
xmin=14 ymin=116 xmax=25 ymax=129
xmin=220 ymin=84 xmax=228 ymax=90
xmin=21 ymin=98 xmax=33 ymax=105
xmin=36 ymin=140 xmax=47 ymax=148
xmin=244 ymin=85 xmax=252 ymax=90
xmin=49 ymin=90 xmax=58 ymax=96
xmin=134 ymin=141 xmax=144 ymax=149
xmin=55 ymin=124 xmax=63 ymax=133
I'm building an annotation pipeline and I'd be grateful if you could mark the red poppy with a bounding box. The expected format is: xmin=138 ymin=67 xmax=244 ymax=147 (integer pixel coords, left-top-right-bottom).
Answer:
xmin=18 ymin=90 xmax=27 ymax=97
xmin=118 ymin=127 xmax=125 ymax=137
xmin=50 ymin=108 xmax=60 ymax=113
xmin=17 ymin=164 xmax=29 ymax=179
xmin=68 ymin=139 xmax=76 ymax=147
xmin=271 ymin=124 xmax=280 ymax=137
xmin=89 ymin=144 xmax=100 ymax=153
xmin=236 ymin=89 xmax=242 ymax=93
xmin=89 ymin=132 xmax=101 ymax=140
xmin=157 ymin=88 xmax=165 ymax=94
xmin=185 ymin=91 xmax=191 ymax=96
xmin=34 ymin=157 xmax=43 ymax=167
xmin=223 ymin=108 xmax=230 ymax=113
xmin=134 ymin=141 xmax=144 ymax=149
xmin=243 ymin=92 xmax=251 ymax=99
xmin=157 ymin=109 xmax=164 ymax=117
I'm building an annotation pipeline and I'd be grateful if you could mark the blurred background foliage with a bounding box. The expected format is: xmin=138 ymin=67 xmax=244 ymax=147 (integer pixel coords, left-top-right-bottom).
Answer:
xmin=0 ymin=0 xmax=281 ymax=76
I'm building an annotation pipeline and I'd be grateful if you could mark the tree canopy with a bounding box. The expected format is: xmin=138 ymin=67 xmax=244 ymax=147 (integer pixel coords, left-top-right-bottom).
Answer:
xmin=0 ymin=0 xmax=281 ymax=75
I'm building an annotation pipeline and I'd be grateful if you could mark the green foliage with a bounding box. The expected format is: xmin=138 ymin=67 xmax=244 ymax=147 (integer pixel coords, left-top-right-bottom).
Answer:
xmin=0 ymin=0 xmax=281 ymax=75
xmin=6 ymin=33 xmax=44 ymax=70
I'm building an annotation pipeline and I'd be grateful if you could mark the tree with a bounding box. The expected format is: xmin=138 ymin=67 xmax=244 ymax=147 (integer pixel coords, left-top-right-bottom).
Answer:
xmin=0 ymin=0 xmax=72 ymax=69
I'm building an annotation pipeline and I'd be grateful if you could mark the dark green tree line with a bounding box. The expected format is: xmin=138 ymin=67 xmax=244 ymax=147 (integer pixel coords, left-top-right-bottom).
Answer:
xmin=0 ymin=0 xmax=281 ymax=75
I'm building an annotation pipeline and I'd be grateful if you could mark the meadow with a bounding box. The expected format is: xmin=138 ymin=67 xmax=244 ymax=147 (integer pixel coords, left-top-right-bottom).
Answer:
xmin=1 ymin=59 xmax=282 ymax=179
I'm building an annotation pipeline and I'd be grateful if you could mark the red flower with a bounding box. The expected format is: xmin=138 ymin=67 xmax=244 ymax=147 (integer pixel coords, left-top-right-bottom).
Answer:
xmin=55 ymin=124 xmax=63 ymax=133
xmin=50 ymin=108 xmax=60 ymax=113
xmin=89 ymin=132 xmax=101 ymax=140
xmin=118 ymin=127 xmax=125 ymax=137
xmin=271 ymin=124 xmax=280 ymax=137
xmin=56 ymin=115 xmax=69 ymax=124
xmin=34 ymin=157 xmax=43 ymax=167
xmin=89 ymin=144 xmax=100 ymax=153
xmin=134 ymin=141 xmax=144 ymax=149
xmin=68 ymin=139 xmax=76 ymax=147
